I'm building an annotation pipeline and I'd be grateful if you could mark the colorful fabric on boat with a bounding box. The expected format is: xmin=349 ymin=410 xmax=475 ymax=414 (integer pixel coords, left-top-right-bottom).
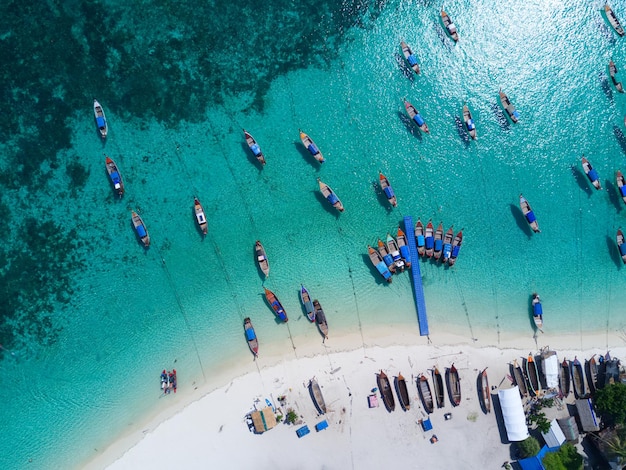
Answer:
xmin=467 ymin=119 xmax=475 ymax=130
xmin=425 ymin=236 xmax=434 ymax=249
xmin=434 ymin=239 xmax=443 ymax=250
xmin=413 ymin=114 xmax=425 ymax=126
xmin=620 ymin=243 xmax=626 ymax=256
xmin=245 ymin=328 xmax=256 ymax=341
xmin=110 ymin=171 xmax=121 ymax=184
xmin=376 ymin=261 xmax=391 ymax=278
xmin=451 ymin=245 xmax=461 ymax=257
xmin=328 ymin=193 xmax=339 ymax=205
xmin=96 ymin=117 xmax=106 ymax=128
xmin=620 ymin=185 xmax=626 ymax=196
xmin=533 ymin=303 xmax=543 ymax=316
xmin=512 ymin=110 xmax=520 ymax=119
xmin=250 ymin=144 xmax=261 ymax=156
xmin=417 ymin=235 xmax=425 ymax=246
xmin=407 ymin=55 xmax=418 ymax=66
xmin=136 ymin=225 xmax=147 ymax=237
xmin=307 ymin=143 xmax=319 ymax=155
xmin=526 ymin=211 xmax=536 ymax=223
xmin=588 ymin=169 xmax=599 ymax=182
xmin=384 ymin=187 xmax=395 ymax=198
xmin=400 ymin=245 xmax=410 ymax=262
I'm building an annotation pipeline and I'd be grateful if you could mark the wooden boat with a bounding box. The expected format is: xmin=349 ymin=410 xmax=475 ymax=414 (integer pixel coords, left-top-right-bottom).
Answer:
xmin=462 ymin=104 xmax=477 ymax=139
xmin=263 ymin=287 xmax=288 ymax=322
xmin=313 ymin=299 xmax=329 ymax=338
xmin=318 ymin=178 xmax=344 ymax=212
xmin=441 ymin=226 xmax=454 ymax=263
xmin=448 ymin=229 xmax=463 ymax=266
xmin=571 ymin=357 xmax=586 ymax=399
xmin=377 ymin=238 xmax=397 ymax=273
xmin=616 ymin=170 xmax=626 ymax=204
xmin=386 ymin=233 xmax=405 ymax=272
xmin=417 ymin=374 xmax=434 ymax=414
xmin=499 ymin=90 xmax=519 ymax=123
xmin=105 ymin=156 xmax=124 ymax=198
xmin=512 ymin=359 xmax=528 ymax=397
xmin=519 ymin=194 xmax=540 ymax=233
xmin=610 ymin=60 xmax=624 ymax=93
xmin=424 ymin=220 xmax=435 ymax=258
xmin=616 ymin=229 xmax=626 ymax=264
xmin=400 ymin=41 xmax=420 ymax=74
xmin=194 ymin=197 xmax=208 ymax=236
xmin=93 ymin=99 xmax=107 ymax=138
xmin=403 ymin=99 xmax=429 ymax=133
xmin=559 ymin=358 xmax=571 ymax=397
xmin=394 ymin=373 xmax=411 ymax=411
xmin=433 ymin=222 xmax=444 ymax=260
xmin=255 ymin=241 xmax=270 ymax=277
xmin=396 ymin=227 xmax=412 ymax=268
xmin=415 ymin=218 xmax=426 ymax=257
xmin=441 ymin=9 xmax=459 ymax=41
xmin=525 ymin=354 xmax=540 ymax=397
xmin=377 ymin=370 xmax=396 ymax=412
xmin=131 ymin=210 xmax=150 ymax=247
xmin=243 ymin=129 xmax=266 ymax=165
xmin=532 ymin=293 xmax=543 ymax=331
xmin=446 ymin=364 xmax=461 ymax=407
xmin=606 ymin=4 xmax=625 ymax=36
xmin=432 ymin=367 xmax=445 ymax=408
xmin=479 ymin=368 xmax=491 ymax=413
xmin=367 ymin=245 xmax=393 ymax=283
xmin=379 ymin=172 xmax=397 ymax=207
xmin=243 ymin=317 xmax=259 ymax=357
xmin=308 ymin=378 xmax=327 ymax=414
xmin=300 ymin=130 xmax=325 ymax=163
xmin=586 ymin=356 xmax=598 ymax=396
xmin=300 ymin=285 xmax=315 ymax=322
xmin=582 ymin=156 xmax=602 ymax=190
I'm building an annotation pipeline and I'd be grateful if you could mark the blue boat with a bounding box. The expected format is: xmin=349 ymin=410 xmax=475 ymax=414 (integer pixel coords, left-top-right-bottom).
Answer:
xmin=441 ymin=226 xmax=454 ymax=263
xmin=377 ymin=238 xmax=396 ymax=272
xmin=131 ymin=210 xmax=150 ymax=247
xmin=415 ymin=218 xmax=426 ymax=257
xmin=368 ymin=245 xmax=392 ymax=283
xmin=433 ymin=222 xmax=444 ymax=260
xmin=582 ymin=156 xmax=601 ymax=190
xmin=400 ymin=41 xmax=420 ymax=75
xmin=404 ymin=99 xmax=430 ymax=133
xmin=448 ymin=229 xmax=463 ymax=266
xmin=532 ymin=293 xmax=543 ymax=331
xmin=396 ymin=227 xmax=412 ymax=268
xmin=264 ymin=287 xmax=288 ymax=322
xmin=105 ymin=156 xmax=124 ymax=198
xmin=300 ymin=130 xmax=325 ymax=163
xmin=93 ymin=99 xmax=107 ymax=138
xmin=300 ymin=285 xmax=316 ymax=322
xmin=424 ymin=220 xmax=435 ymax=258
xmin=244 ymin=129 xmax=266 ymax=166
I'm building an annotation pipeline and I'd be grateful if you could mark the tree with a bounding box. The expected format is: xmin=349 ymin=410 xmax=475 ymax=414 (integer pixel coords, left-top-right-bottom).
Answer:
xmin=542 ymin=443 xmax=583 ymax=470
xmin=285 ymin=409 xmax=298 ymax=425
xmin=518 ymin=436 xmax=541 ymax=458
xmin=594 ymin=383 xmax=626 ymax=426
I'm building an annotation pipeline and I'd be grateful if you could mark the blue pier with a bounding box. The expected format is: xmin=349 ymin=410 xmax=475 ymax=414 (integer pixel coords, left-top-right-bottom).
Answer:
xmin=403 ymin=216 xmax=429 ymax=336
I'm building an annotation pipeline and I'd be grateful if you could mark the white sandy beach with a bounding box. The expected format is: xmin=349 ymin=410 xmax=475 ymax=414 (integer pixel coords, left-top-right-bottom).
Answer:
xmin=84 ymin=325 xmax=626 ymax=470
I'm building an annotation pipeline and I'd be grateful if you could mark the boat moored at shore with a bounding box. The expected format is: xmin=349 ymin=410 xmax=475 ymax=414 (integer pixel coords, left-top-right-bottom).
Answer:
xmin=415 ymin=218 xmax=426 ymax=257
xmin=395 ymin=373 xmax=411 ymax=411
xmin=532 ymin=293 xmax=543 ymax=331
xmin=396 ymin=227 xmax=412 ymax=268
xmin=308 ymin=378 xmax=327 ymax=414
xmin=433 ymin=222 xmax=444 ymax=260
xmin=367 ymin=245 xmax=393 ymax=282
xmin=313 ymin=299 xmax=329 ymax=338
xmin=432 ymin=367 xmax=445 ymax=408
xmin=424 ymin=220 xmax=435 ymax=257
xmin=377 ymin=370 xmax=396 ymax=412
xmin=386 ymin=233 xmax=405 ymax=272
xmin=417 ymin=374 xmax=434 ymax=414
xmin=446 ymin=364 xmax=461 ymax=407
xmin=441 ymin=226 xmax=454 ymax=263
xmin=571 ymin=357 xmax=586 ymax=399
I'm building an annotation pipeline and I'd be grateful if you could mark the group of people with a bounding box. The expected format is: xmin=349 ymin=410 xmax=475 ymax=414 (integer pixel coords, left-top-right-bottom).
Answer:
xmin=160 ymin=369 xmax=177 ymax=394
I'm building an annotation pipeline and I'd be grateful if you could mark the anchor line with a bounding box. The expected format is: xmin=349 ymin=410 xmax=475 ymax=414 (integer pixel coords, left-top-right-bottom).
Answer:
xmin=452 ymin=271 xmax=476 ymax=342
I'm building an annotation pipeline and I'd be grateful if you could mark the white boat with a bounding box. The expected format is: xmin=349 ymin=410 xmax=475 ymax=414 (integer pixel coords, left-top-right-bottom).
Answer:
xmin=605 ymin=4 xmax=625 ymax=36
xmin=194 ymin=197 xmax=208 ymax=235
xmin=243 ymin=130 xmax=266 ymax=165
xmin=403 ymin=99 xmax=429 ymax=133
xmin=582 ymin=156 xmax=602 ymax=190
xmin=462 ymin=104 xmax=477 ymax=139
xmin=519 ymin=194 xmax=540 ymax=233
xmin=255 ymin=241 xmax=270 ymax=277
xmin=400 ymin=41 xmax=420 ymax=75
xmin=441 ymin=9 xmax=459 ymax=41
xmin=94 ymin=99 xmax=108 ymax=138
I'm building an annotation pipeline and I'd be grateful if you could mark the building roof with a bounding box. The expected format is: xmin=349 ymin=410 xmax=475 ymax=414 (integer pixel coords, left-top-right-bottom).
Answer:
xmin=498 ymin=386 xmax=529 ymax=442
xmin=251 ymin=406 xmax=277 ymax=433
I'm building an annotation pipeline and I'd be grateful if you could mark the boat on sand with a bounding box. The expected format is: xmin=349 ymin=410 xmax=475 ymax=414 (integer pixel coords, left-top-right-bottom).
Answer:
xmin=560 ymin=358 xmax=571 ymax=397
xmin=394 ymin=373 xmax=411 ymax=411
xmin=512 ymin=359 xmax=528 ymax=397
xmin=571 ymin=357 xmax=586 ymax=399
xmin=446 ymin=364 xmax=461 ymax=406
xmin=308 ymin=378 xmax=327 ymax=414
xmin=377 ymin=370 xmax=396 ymax=412
xmin=244 ymin=317 xmax=259 ymax=357
xmin=417 ymin=374 xmax=434 ymax=414
xmin=478 ymin=368 xmax=491 ymax=413
xmin=432 ymin=367 xmax=445 ymax=408
xmin=525 ymin=354 xmax=540 ymax=397
xmin=313 ymin=299 xmax=329 ymax=338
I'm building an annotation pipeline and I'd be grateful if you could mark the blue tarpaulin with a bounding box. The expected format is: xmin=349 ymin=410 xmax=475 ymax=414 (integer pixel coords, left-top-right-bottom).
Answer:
xmin=518 ymin=445 xmax=560 ymax=470
xmin=328 ymin=193 xmax=339 ymax=205
xmin=251 ymin=144 xmax=261 ymax=156
xmin=408 ymin=55 xmax=418 ymax=66
xmin=296 ymin=425 xmax=310 ymax=438
xmin=526 ymin=211 xmax=536 ymax=223
xmin=414 ymin=114 xmax=425 ymax=126
xmin=96 ymin=116 xmax=106 ymax=128
xmin=421 ymin=418 xmax=432 ymax=431
xmin=245 ymin=329 xmax=256 ymax=341
xmin=315 ymin=420 xmax=328 ymax=432
xmin=307 ymin=143 xmax=319 ymax=155
xmin=588 ymin=169 xmax=599 ymax=182
xmin=533 ymin=303 xmax=543 ymax=316
xmin=384 ymin=187 xmax=395 ymax=198
xmin=136 ymin=225 xmax=147 ymax=238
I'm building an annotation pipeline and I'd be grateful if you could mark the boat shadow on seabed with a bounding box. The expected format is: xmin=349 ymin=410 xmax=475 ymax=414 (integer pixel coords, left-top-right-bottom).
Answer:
xmin=570 ymin=165 xmax=593 ymax=197
xmin=509 ymin=204 xmax=533 ymax=239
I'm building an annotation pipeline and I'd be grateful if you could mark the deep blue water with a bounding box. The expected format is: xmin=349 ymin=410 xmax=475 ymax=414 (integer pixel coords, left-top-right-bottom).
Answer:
xmin=2 ymin=0 xmax=626 ymax=467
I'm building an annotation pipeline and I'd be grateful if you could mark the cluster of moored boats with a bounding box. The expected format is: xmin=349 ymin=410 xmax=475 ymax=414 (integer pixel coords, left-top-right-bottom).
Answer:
xmin=511 ymin=351 xmax=621 ymax=402
xmin=374 ymin=365 xmax=491 ymax=414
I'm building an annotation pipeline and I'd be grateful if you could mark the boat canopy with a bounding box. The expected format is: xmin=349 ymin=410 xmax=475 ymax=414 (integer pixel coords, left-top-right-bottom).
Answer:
xmin=136 ymin=225 xmax=147 ymax=238
xmin=384 ymin=187 xmax=395 ymax=198
xmin=376 ymin=261 xmax=391 ymax=279
xmin=467 ymin=119 xmax=475 ymax=130
xmin=96 ymin=116 xmax=106 ymax=128
xmin=327 ymin=193 xmax=339 ymax=205
xmin=307 ymin=143 xmax=319 ymax=155
xmin=417 ymin=234 xmax=425 ymax=246
xmin=250 ymin=144 xmax=261 ymax=156
xmin=245 ymin=328 xmax=256 ymax=341
xmin=407 ymin=55 xmax=418 ymax=66
xmin=512 ymin=110 xmax=520 ymax=119
xmin=619 ymin=244 xmax=626 ymax=256
xmin=526 ymin=211 xmax=536 ymax=223
xmin=588 ymin=169 xmax=599 ymax=181
xmin=425 ymin=237 xmax=434 ymax=249
xmin=542 ymin=352 xmax=559 ymax=389
xmin=413 ymin=114 xmax=425 ymax=126
xmin=498 ymin=386 xmax=529 ymax=442
xmin=533 ymin=303 xmax=543 ymax=316
xmin=110 ymin=171 xmax=121 ymax=184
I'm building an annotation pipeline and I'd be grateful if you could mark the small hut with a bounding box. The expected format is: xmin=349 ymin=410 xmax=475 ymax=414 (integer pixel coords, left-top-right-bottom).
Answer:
xmin=251 ymin=406 xmax=277 ymax=434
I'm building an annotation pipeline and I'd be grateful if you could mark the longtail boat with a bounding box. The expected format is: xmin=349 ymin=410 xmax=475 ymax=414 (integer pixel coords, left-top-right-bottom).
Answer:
xmin=520 ymin=194 xmax=540 ymax=233
xmin=571 ymin=357 xmax=586 ymax=399
xmin=367 ymin=245 xmax=393 ymax=283
xmin=378 ymin=238 xmax=396 ymax=273
xmin=308 ymin=378 xmax=327 ymax=414
xmin=243 ymin=317 xmax=258 ymax=357
xmin=379 ymin=172 xmax=397 ymax=207
xmin=433 ymin=222 xmax=444 ymax=260
xmin=560 ymin=358 xmax=571 ymax=397
xmin=532 ymin=293 xmax=543 ymax=331
xmin=394 ymin=373 xmax=411 ymax=411
xmin=617 ymin=229 xmax=626 ymax=264
xmin=313 ymin=299 xmax=328 ymax=339
xmin=424 ymin=219 xmax=435 ymax=257
xmin=194 ymin=197 xmax=208 ymax=236
xmin=586 ymin=356 xmax=598 ymax=396
xmin=525 ymin=354 xmax=540 ymax=397
xmin=499 ymin=90 xmax=519 ymax=123
xmin=441 ymin=9 xmax=459 ymax=41
xmin=616 ymin=170 xmax=626 ymax=204
xmin=105 ymin=156 xmax=124 ymax=198
xmin=300 ymin=130 xmax=325 ymax=163
xmin=478 ymin=368 xmax=491 ymax=414
xmin=417 ymin=374 xmax=434 ymax=414
xmin=131 ymin=210 xmax=150 ymax=247
xmin=243 ymin=129 xmax=266 ymax=165
xmin=462 ymin=104 xmax=477 ymax=139
xmin=300 ymin=285 xmax=315 ymax=322
xmin=400 ymin=41 xmax=420 ymax=74
xmin=415 ymin=218 xmax=426 ymax=257
xmin=396 ymin=227 xmax=412 ymax=268
xmin=441 ymin=226 xmax=454 ymax=263
xmin=377 ymin=370 xmax=396 ymax=412
xmin=263 ymin=287 xmax=288 ymax=322
xmin=582 ymin=156 xmax=602 ymax=190
xmin=255 ymin=241 xmax=270 ymax=277
xmin=448 ymin=229 xmax=463 ymax=266
xmin=318 ymin=178 xmax=344 ymax=212
xmin=446 ymin=364 xmax=461 ymax=407
xmin=93 ymin=99 xmax=107 ymax=138
xmin=403 ymin=99 xmax=430 ymax=133
xmin=605 ymin=3 xmax=625 ymax=36
xmin=512 ymin=359 xmax=528 ymax=397
xmin=386 ymin=233 xmax=405 ymax=272
xmin=432 ymin=367 xmax=445 ymax=408
xmin=610 ymin=60 xmax=624 ymax=93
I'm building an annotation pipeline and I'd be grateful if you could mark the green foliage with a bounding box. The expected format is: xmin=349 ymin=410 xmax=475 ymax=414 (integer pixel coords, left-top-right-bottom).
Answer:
xmin=518 ymin=436 xmax=541 ymax=458
xmin=285 ymin=409 xmax=298 ymax=425
xmin=594 ymin=383 xmax=626 ymax=426
xmin=275 ymin=415 xmax=283 ymax=423
xmin=542 ymin=443 xmax=583 ymax=470
xmin=529 ymin=411 xmax=552 ymax=433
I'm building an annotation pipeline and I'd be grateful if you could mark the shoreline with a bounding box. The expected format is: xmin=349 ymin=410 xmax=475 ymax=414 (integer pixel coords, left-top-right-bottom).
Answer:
xmin=85 ymin=324 xmax=626 ymax=470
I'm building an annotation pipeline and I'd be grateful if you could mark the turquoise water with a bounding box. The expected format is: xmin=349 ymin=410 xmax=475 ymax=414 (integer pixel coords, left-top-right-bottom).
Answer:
xmin=2 ymin=0 xmax=626 ymax=467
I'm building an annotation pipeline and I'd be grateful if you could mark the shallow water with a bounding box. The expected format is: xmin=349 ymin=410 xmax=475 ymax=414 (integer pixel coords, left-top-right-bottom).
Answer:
xmin=1 ymin=0 xmax=626 ymax=467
